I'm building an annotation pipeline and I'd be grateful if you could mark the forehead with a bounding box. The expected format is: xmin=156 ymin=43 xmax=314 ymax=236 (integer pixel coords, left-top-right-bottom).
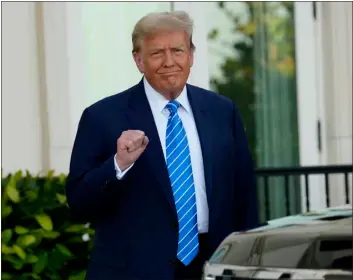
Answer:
xmin=142 ymin=31 xmax=189 ymax=49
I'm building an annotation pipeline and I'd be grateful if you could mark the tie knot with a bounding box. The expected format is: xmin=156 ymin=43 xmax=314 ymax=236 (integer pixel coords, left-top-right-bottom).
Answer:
xmin=166 ymin=100 xmax=180 ymax=114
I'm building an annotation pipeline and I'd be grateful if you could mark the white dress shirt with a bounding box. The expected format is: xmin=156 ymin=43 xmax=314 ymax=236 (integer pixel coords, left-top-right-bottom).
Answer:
xmin=114 ymin=78 xmax=209 ymax=233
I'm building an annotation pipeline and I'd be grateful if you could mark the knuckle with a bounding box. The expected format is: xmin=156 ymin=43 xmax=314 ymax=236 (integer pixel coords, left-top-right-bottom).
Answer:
xmin=118 ymin=130 xmax=145 ymax=147
xmin=117 ymin=137 xmax=129 ymax=146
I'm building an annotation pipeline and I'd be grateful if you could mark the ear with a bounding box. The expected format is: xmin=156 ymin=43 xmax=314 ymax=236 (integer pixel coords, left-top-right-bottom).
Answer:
xmin=133 ymin=52 xmax=144 ymax=73
xmin=189 ymin=49 xmax=194 ymax=68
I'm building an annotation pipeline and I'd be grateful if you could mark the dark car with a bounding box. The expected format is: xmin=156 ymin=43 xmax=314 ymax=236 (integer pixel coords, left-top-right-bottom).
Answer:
xmin=203 ymin=205 xmax=352 ymax=280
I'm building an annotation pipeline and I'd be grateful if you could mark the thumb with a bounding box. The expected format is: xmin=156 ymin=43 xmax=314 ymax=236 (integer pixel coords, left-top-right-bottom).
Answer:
xmin=141 ymin=136 xmax=149 ymax=148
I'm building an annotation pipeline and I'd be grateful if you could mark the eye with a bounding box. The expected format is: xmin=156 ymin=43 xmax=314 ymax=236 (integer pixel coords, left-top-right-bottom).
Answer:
xmin=151 ymin=51 xmax=163 ymax=56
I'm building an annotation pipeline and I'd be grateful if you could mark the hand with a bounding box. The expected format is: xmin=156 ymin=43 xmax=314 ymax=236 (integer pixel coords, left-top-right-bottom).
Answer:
xmin=116 ymin=130 xmax=149 ymax=171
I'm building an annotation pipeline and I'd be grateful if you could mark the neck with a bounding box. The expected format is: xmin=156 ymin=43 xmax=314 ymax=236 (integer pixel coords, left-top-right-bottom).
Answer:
xmin=162 ymin=90 xmax=181 ymax=100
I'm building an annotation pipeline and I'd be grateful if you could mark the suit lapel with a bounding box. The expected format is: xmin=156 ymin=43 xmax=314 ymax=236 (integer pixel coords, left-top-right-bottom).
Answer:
xmin=186 ymin=85 xmax=214 ymax=204
xmin=125 ymin=80 xmax=177 ymax=216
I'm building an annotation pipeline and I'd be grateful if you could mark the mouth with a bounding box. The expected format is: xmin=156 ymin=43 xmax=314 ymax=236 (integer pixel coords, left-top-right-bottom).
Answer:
xmin=159 ymin=71 xmax=181 ymax=75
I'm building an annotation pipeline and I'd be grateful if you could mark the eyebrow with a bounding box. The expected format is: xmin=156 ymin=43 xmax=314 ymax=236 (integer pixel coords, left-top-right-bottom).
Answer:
xmin=173 ymin=45 xmax=185 ymax=49
xmin=150 ymin=45 xmax=186 ymax=52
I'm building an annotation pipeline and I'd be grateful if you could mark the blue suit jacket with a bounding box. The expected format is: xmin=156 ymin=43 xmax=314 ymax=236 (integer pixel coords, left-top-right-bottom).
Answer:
xmin=66 ymin=79 xmax=259 ymax=280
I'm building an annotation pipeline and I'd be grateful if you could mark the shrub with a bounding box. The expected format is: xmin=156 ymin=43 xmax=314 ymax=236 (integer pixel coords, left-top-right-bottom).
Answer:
xmin=1 ymin=171 xmax=94 ymax=280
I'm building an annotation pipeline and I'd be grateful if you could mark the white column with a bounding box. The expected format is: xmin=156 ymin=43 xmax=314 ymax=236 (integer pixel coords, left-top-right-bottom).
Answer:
xmin=172 ymin=2 xmax=210 ymax=90
xmin=2 ymin=2 xmax=43 ymax=174
xmin=39 ymin=2 xmax=86 ymax=174
xmin=294 ymin=2 xmax=326 ymax=210
xmin=316 ymin=2 xmax=353 ymax=206
xmin=317 ymin=2 xmax=352 ymax=165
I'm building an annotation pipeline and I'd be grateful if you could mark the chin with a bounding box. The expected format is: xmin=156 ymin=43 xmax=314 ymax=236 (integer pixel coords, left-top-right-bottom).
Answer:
xmin=168 ymin=82 xmax=183 ymax=92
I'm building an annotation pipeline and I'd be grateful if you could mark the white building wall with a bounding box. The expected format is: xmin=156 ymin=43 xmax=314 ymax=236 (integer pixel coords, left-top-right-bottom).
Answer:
xmin=2 ymin=2 xmax=43 ymax=174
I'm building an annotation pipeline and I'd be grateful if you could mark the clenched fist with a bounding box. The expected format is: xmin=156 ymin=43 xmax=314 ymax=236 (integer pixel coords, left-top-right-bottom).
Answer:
xmin=115 ymin=130 xmax=149 ymax=171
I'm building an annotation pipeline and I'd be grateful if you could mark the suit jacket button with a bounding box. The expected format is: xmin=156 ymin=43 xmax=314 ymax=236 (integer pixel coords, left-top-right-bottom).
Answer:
xmin=168 ymin=259 xmax=176 ymax=265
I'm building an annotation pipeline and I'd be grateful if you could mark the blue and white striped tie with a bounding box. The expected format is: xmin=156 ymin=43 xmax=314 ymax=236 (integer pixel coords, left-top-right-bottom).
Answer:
xmin=165 ymin=100 xmax=199 ymax=266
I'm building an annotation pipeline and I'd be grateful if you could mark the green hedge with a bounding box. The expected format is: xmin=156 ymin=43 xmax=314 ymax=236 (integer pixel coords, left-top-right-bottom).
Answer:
xmin=1 ymin=171 xmax=94 ymax=280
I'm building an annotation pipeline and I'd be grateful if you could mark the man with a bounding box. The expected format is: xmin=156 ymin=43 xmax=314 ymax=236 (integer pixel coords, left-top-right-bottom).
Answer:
xmin=66 ymin=11 xmax=259 ymax=280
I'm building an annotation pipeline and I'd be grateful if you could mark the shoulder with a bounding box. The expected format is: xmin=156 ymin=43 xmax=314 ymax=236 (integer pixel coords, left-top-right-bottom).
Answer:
xmin=187 ymin=83 xmax=235 ymax=112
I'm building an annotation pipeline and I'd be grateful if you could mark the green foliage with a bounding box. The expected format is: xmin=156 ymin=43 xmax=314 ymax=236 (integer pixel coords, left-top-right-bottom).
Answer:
xmin=1 ymin=171 xmax=94 ymax=280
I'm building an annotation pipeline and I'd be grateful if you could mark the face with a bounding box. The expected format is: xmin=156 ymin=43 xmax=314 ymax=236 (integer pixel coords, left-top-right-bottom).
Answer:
xmin=133 ymin=31 xmax=194 ymax=99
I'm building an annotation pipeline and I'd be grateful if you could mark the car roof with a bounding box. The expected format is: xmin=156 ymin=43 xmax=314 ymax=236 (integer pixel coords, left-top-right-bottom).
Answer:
xmin=227 ymin=205 xmax=352 ymax=240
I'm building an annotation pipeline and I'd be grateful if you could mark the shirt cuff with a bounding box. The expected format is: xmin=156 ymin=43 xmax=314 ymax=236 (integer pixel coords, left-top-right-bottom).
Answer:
xmin=114 ymin=154 xmax=134 ymax=180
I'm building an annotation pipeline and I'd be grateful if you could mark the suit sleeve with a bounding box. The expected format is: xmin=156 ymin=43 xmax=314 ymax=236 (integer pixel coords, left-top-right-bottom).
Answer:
xmin=65 ymin=108 xmax=128 ymax=221
xmin=232 ymin=102 xmax=260 ymax=231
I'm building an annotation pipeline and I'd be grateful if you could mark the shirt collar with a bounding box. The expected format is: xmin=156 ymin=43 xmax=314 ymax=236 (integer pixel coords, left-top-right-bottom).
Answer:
xmin=143 ymin=77 xmax=191 ymax=114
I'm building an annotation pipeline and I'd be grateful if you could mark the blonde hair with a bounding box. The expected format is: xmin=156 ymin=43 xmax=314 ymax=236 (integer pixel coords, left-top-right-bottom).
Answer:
xmin=132 ymin=11 xmax=195 ymax=53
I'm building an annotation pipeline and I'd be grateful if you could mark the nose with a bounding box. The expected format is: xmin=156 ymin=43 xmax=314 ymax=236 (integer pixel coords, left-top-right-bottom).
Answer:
xmin=163 ymin=50 xmax=174 ymax=68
